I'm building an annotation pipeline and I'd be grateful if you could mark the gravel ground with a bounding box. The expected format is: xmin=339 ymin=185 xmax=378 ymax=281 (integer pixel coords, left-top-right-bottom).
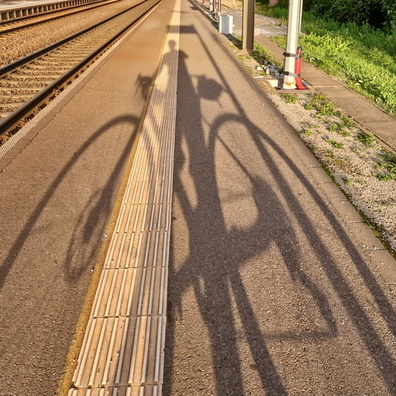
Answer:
xmin=216 ymin=0 xmax=396 ymax=254
xmin=269 ymin=92 xmax=396 ymax=252
xmin=0 ymin=0 xmax=141 ymax=67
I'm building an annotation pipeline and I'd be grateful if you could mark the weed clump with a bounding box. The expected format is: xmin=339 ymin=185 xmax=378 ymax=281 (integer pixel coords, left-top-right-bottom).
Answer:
xmin=280 ymin=93 xmax=298 ymax=104
xmin=355 ymin=131 xmax=375 ymax=147
xmin=326 ymin=139 xmax=344 ymax=149
xmin=304 ymin=94 xmax=339 ymax=117
xmin=268 ymin=90 xmax=396 ymax=250
xmin=375 ymin=151 xmax=396 ymax=181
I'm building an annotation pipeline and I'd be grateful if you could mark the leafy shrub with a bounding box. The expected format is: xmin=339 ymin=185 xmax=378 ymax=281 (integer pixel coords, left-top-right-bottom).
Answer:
xmin=309 ymin=0 xmax=395 ymax=32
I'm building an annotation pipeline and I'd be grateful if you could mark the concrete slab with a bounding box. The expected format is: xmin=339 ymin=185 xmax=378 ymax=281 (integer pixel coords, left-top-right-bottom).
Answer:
xmin=369 ymin=249 xmax=396 ymax=284
xmin=364 ymin=121 xmax=396 ymax=148
xmin=316 ymin=86 xmax=360 ymax=98
xmin=302 ymin=72 xmax=344 ymax=89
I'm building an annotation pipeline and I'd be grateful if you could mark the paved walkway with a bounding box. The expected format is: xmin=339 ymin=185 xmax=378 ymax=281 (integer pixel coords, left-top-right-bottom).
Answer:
xmin=0 ymin=0 xmax=395 ymax=395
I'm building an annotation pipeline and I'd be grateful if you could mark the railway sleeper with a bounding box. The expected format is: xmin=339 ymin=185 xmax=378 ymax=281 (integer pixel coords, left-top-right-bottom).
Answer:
xmin=0 ymin=87 xmax=43 ymax=95
xmin=0 ymin=103 xmax=28 ymax=113
xmin=65 ymin=39 xmax=105 ymax=45
xmin=0 ymin=78 xmax=60 ymax=86
xmin=70 ymin=39 xmax=108 ymax=44
xmin=0 ymin=95 xmax=33 ymax=104
xmin=43 ymin=52 xmax=89 ymax=57
xmin=25 ymin=63 xmax=76 ymax=70
xmin=49 ymin=50 xmax=103 ymax=58
xmin=68 ymin=42 xmax=109 ymax=48
xmin=0 ymin=80 xmax=58 ymax=90
xmin=30 ymin=61 xmax=79 ymax=68
xmin=12 ymin=68 xmax=68 ymax=76
xmin=43 ymin=52 xmax=96 ymax=60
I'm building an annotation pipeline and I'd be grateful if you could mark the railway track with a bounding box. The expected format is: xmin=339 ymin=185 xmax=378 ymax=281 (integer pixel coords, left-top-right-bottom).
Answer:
xmin=0 ymin=0 xmax=120 ymax=35
xmin=0 ymin=0 xmax=160 ymax=145
xmin=0 ymin=0 xmax=110 ymax=22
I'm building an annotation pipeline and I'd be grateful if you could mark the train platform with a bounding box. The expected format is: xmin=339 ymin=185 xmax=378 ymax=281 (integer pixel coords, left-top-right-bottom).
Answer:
xmin=0 ymin=0 xmax=396 ymax=395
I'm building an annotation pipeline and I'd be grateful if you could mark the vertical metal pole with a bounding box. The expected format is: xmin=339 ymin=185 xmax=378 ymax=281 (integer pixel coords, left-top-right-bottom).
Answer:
xmin=242 ymin=0 xmax=255 ymax=52
xmin=283 ymin=0 xmax=302 ymax=89
xmin=298 ymin=0 xmax=303 ymax=33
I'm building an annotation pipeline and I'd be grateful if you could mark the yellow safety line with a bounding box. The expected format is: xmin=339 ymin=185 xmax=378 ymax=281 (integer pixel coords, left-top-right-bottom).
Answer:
xmin=66 ymin=0 xmax=181 ymax=393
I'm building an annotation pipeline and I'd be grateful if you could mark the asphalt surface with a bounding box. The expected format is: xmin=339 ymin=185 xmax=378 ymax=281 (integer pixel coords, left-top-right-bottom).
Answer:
xmin=0 ymin=0 xmax=395 ymax=394
xmin=164 ymin=0 xmax=396 ymax=395
xmin=0 ymin=0 xmax=175 ymax=394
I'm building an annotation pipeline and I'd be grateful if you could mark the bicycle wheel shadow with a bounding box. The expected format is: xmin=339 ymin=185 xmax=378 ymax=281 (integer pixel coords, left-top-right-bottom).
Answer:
xmin=62 ymin=115 xmax=141 ymax=282
xmin=164 ymin=20 xmax=396 ymax=396
xmin=0 ymin=114 xmax=140 ymax=287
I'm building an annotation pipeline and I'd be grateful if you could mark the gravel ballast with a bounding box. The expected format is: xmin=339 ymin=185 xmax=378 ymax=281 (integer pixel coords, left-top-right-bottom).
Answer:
xmin=0 ymin=0 xmax=142 ymax=67
xmin=269 ymin=91 xmax=396 ymax=252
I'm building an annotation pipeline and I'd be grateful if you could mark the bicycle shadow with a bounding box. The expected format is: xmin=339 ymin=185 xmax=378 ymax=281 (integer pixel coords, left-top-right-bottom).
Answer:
xmin=164 ymin=21 xmax=396 ymax=395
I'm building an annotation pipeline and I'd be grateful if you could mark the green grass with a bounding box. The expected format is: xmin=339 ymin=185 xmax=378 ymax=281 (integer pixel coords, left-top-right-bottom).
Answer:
xmin=253 ymin=42 xmax=283 ymax=67
xmin=340 ymin=115 xmax=356 ymax=128
xmin=329 ymin=123 xmax=350 ymax=136
xmin=342 ymin=177 xmax=352 ymax=186
xmin=326 ymin=139 xmax=344 ymax=149
xmin=379 ymin=151 xmax=396 ymax=179
xmin=256 ymin=6 xmax=396 ymax=115
xmin=280 ymin=93 xmax=298 ymax=103
xmin=299 ymin=121 xmax=317 ymax=135
xmin=304 ymin=93 xmax=339 ymax=117
xmin=355 ymin=131 xmax=376 ymax=146
xmin=255 ymin=3 xmax=288 ymax=22
xmin=227 ymin=36 xmax=282 ymax=68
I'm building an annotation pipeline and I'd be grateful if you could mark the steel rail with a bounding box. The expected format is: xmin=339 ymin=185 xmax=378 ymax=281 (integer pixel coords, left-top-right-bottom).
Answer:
xmin=0 ymin=0 xmax=121 ymax=35
xmin=0 ymin=0 xmax=160 ymax=138
xmin=0 ymin=0 xmax=146 ymax=77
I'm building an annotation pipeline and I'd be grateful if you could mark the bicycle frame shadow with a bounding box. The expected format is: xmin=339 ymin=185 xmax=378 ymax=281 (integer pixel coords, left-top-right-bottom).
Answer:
xmin=164 ymin=16 xmax=396 ymax=395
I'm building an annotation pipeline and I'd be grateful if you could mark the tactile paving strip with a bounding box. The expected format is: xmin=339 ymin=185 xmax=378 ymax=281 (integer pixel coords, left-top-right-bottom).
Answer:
xmin=69 ymin=1 xmax=180 ymax=394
